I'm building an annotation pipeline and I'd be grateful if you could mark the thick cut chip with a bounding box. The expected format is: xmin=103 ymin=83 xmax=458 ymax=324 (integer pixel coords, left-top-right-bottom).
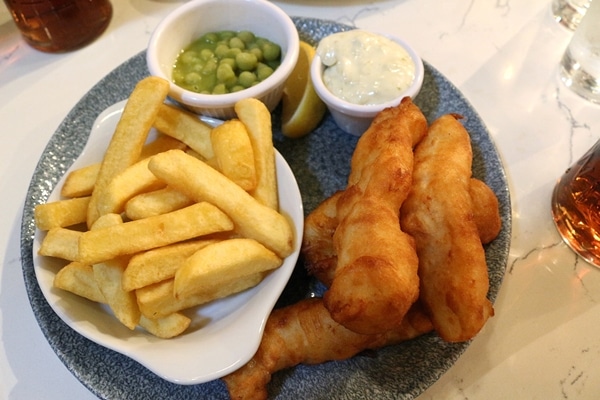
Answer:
xmin=174 ymin=238 xmax=282 ymax=300
xmin=94 ymin=257 xmax=140 ymax=330
xmin=139 ymin=313 xmax=191 ymax=339
xmin=154 ymin=103 xmax=214 ymax=160
xmin=125 ymin=186 xmax=193 ymax=220
xmin=78 ymin=202 xmax=234 ymax=265
xmin=211 ymin=119 xmax=257 ymax=191
xmin=87 ymin=76 xmax=170 ymax=227
xmin=98 ymin=157 xmax=165 ymax=216
xmin=234 ymin=98 xmax=278 ymax=209
xmin=137 ymin=273 xmax=265 ymax=319
xmin=34 ymin=196 xmax=90 ymax=230
xmin=38 ymin=228 xmax=82 ymax=261
xmin=123 ymin=239 xmax=219 ymax=291
xmin=148 ymin=149 xmax=294 ymax=258
xmin=54 ymin=261 xmax=105 ymax=303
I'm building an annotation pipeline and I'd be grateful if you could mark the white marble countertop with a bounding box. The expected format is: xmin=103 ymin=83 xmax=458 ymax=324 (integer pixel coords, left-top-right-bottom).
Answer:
xmin=1 ymin=0 xmax=600 ymax=399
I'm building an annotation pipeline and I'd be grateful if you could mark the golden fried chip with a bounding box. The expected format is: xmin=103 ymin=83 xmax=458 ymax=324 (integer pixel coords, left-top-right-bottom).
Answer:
xmin=124 ymin=186 xmax=193 ymax=220
xmin=123 ymin=239 xmax=219 ymax=291
xmin=87 ymin=76 xmax=170 ymax=227
xmin=34 ymin=196 xmax=90 ymax=230
xmin=137 ymin=273 xmax=265 ymax=319
xmin=234 ymin=98 xmax=278 ymax=209
xmin=38 ymin=228 xmax=82 ymax=261
xmin=154 ymin=103 xmax=214 ymax=160
xmin=53 ymin=261 xmax=105 ymax=303
xmin=78 ymin=202 xmax=234 ymax=265
xmin=139 ymin=313 xmax=191 ymax=339
xmin=148 ymin=149 xmax=294 ymax=258
xmin=211 ymin=119 xmax=257 ymax=191
xmin=174 ymin=238 xmax=282 ymax=300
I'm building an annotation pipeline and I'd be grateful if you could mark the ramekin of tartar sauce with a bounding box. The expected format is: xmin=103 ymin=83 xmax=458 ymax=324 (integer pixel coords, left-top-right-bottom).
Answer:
xmin=310 ymin=30 xmax=424 ymax=136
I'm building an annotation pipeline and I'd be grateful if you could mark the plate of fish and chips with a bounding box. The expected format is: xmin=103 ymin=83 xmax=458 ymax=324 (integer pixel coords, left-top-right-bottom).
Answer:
xmin=20 ymin=17 xmax=511 ymax=400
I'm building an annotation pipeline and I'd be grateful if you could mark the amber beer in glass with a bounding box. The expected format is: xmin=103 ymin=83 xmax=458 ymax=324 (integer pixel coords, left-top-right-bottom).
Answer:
xmin=4 ymin=0 xmax=112 ymax=52
xmin=552 ymin=139 xmax=600 ymax=267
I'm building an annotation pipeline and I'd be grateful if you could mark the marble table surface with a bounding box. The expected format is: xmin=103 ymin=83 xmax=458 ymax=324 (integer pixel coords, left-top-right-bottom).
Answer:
xmin=1 ymin=0 xmax=599 ymax=399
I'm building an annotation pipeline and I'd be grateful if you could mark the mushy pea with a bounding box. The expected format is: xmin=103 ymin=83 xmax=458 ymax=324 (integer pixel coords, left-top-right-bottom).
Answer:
xmin=172 ymin=30 xmax=282 ymax=95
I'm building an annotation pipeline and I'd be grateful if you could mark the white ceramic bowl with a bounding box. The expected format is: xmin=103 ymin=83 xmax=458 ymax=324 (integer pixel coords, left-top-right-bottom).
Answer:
xmin=33 ymin=100 xmax=304 ymax=384
xmin=147 ymin=0 xmax=299 ymax=119
xmin=310 ymin=30 xmax=424 ymax=136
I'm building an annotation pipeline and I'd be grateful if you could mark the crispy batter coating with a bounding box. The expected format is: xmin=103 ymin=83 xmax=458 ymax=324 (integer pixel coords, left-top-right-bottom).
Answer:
xmin=325 ymin=98 xmax=428 ymax=334
xmin=469 ymin=178 xmax=502 ymax=244
xmin=400 ymin=114 xmax=494 ymax=342
xmin=222 ymin=298 xmax=433 ymax=400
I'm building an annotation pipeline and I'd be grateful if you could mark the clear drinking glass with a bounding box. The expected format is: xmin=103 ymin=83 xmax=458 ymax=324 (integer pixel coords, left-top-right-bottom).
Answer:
xmin=552 ymin=139 xmax=600 ymax=267
xmin=3 ymin=0 xmax=113 ymax=53
xmin=552 ymin=0 xmax=592 ymax=30
xmin=558 ymin=0 xmax=600 ymax=104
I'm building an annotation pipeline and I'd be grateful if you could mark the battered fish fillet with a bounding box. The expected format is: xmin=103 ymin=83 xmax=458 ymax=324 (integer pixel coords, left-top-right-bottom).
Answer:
xmin=400 ymin=114 xmax=494 ymax=342
xmin=301 ymin=190 xmax=342 ymax=287
xmin=325 ymin=98 xmax=428 ymax=334
xmin=303 ymin=178 xmax=501 ymax=288
xmin=469 ymin=178 xmax=502 ymax=244
xmin=222 ymin=297 xmax=433 ymax=400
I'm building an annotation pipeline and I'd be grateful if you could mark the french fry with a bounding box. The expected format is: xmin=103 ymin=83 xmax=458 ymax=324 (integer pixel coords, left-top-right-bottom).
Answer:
xmin=38 ymin=228 xmax=81 ymax=261
xmin=148 ymin=149 xmax=294 ymax=258
xmin=139 ymin=313 xmax=191 ymax=339
xmin=53 ymin=261 xmax=105 ymax=303
xmin=124 ymin=186 xmax=193 ymax=220
xmin=88 ymin=212 xmax=141 ymax=330
xmin=94 ymin=256 xmax=140 ymax=330
xmin=137 ymin=272 xmax=266 ymax=319
xmin=61 ymin=135 xmax=185 ymax=199
xmin=174 ymin=238 xmax=281 ymax=300
xmin=34 ymin=196 xmax=90 ymax=230
xmin=87 ymin=76 xmax=170 ymax=227
xmin=211 ymin=119 xmax=257 ymax=191
xmin=235 ymin=98 xmax=278 ymax=209
xmin=61 ymin=164 xmax=100 ymax=198
xmin=98 ymin=158 xmax=165 ymax=216
xmin=122 ymin=239 xmax=219 ymax=291
xmin=154 ymin=103 xmax=214 ymax=160
xmin=78 ymin=202 xmax=234 ymax=265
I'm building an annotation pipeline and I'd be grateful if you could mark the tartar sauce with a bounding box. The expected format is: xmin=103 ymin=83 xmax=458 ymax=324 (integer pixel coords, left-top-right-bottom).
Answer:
xmin=316 ymin=30 xmax=416 ymax=105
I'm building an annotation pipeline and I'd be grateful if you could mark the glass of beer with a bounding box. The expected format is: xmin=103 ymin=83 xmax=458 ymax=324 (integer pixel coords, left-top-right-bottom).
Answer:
xmin=3 ymin=0 xmax=113 ymax=53
xmin=552 ymin=139 xmax=600 ymax=267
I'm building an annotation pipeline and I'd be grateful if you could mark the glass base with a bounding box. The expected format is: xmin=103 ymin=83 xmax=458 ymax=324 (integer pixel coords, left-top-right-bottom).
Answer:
xmin=559 ymin=49 xmax=600 ymax=105
xmin=551 ymin=183 xmax=600 ymax=268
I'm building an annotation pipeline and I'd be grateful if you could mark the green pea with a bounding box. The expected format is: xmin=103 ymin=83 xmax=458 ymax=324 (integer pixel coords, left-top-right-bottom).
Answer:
xmin=249 ymin=47 xmax=263 ymax=62
xmin=229 ymin=37 xmax=245 ymax=50
xmin=212 ymin=83 xmax=227 ymax=94
xmin=215 ymin=44 xmax=229 ymax=59
xmin=200 ymin=48 xmax=214 ymax=61
xmin=236 ymin=52 xmax=258 ymax=71
xmin=237 ymin=30 xmax=255 ymax=45
xmin=225 ymin=47 xmax=241 ymax=58
xmin=231 ymin=85 xmax=245 ymax=92
xmin=256 ymin=63 xmax=274 ymax=81
xmin=184 ymin=72 xmax=202 ymax=85
xmin=202 ymin=60 xmax=217 ymax=75
xmin=220 ymin=58 xmax=236 ymax=69
xmin=216 ymin=63 xmax=236 ymax=85
xmin=202 ymin=32 xmax=219 ymax=43
xmin=262 ymin=42 xmax=281 ymax=61
xmin=238 ymin=71 xmax=257 ymax=88
xmin=180 ymin=50 xmax=199 ymax=64
xmin=218 ymin=31 xmax=236 ymax=41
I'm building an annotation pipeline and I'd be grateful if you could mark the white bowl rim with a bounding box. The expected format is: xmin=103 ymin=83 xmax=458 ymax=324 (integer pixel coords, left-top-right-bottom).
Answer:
xmin=310 ymin=29 xmax=424 ymax=117
xmin=146 ymin=0 xmax=299 ymax=108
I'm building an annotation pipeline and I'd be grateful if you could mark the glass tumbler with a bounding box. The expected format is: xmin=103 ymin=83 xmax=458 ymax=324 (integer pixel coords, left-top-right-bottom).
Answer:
xmin=3 ymin=0 xmax=113 ymax=53
xmin=558 ymin=0 xmax=600 ymax=104
xmin=552 ymin=139 xmax=600 ymax=267
xmin=552 ymin=0 xmax=592 ymax=30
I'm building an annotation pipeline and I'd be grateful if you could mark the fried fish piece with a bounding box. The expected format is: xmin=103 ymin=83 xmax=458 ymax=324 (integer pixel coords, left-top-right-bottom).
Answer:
xmin=222 ymin=297 xmax=433 ymax=400
xmin=302 ymin=178 xmax=501 ymax=287
xmin=400 ymin=114 xmax=494 ymax=342
xmin=325 ymin=97 xmax=427 ymax=334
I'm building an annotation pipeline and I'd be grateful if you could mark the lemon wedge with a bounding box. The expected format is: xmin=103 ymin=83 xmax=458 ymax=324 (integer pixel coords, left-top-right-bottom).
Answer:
xmin=281 ymin=41 xmax=327 ymax=138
